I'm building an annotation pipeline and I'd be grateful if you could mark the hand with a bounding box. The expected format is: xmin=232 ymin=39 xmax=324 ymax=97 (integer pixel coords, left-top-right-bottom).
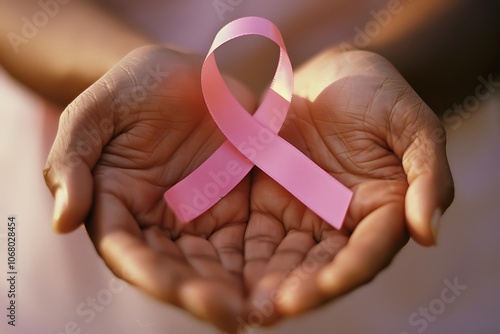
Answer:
xmin=43 ymin=46 xmax=256 ymax=332
xmin=43 ymin=45 xmax=454 ymax=333
xmin=242 ymin=48 xmax=454 ymax=326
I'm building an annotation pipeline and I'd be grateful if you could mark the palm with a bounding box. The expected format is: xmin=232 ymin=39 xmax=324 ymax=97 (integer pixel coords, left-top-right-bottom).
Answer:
xmin=244 ymin=49 xmax=445 ymax=323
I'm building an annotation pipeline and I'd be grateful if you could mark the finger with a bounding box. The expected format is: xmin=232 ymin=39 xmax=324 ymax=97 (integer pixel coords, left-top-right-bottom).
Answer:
xmin=43 ymin=88 xmax=115 ymax=233
xmin=243 ymin=213 xmax=284 ymax=290
xmin=207 ymin=220 xmax=247 ymax=281
xmin=86 ymin=192 xmax=244 ymax=333
xmin=391 ymin=100 xmax=454 ymax=246
xmin=273 ymin=232 xmax=346 ymax=315
xmin=245 ymin=226 xmax=317 ymax=326
xmin=277 ymin=203 xmax=407 ymax=315
xmin=164 ymin=234 xmax=246 ymax=333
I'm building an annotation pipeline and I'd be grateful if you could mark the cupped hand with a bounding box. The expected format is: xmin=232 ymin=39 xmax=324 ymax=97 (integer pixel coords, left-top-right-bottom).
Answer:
xmin=242 ymin=48 xmax=454 ymax=326
xmin=43 ymin=46 xmax=256 ymax=332
xmin=44 ymin=45 xmax=454 ymax=333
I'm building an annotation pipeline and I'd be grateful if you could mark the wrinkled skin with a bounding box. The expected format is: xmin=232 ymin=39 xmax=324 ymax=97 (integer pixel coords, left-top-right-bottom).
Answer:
xmin=44 ymin=46 xmax=454 ymax=333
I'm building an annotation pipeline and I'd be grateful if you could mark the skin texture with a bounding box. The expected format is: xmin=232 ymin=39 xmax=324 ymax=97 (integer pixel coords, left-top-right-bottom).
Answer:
xmin=43 ymin=46 xmax=454 ymax=332
xmin=245 ymin=48 xmax=454 ymax=325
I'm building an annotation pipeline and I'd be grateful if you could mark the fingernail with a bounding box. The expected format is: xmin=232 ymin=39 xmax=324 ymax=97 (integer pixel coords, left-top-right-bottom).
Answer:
xmin=431 ymin=208 xmax=442 ymax=245
xmin=52 ymin=188 xmax=66 ymax=233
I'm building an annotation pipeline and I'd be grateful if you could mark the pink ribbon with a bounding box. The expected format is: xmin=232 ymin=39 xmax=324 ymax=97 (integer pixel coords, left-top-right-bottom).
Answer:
xmin=164 ymin=16 xmax=352 ymax=229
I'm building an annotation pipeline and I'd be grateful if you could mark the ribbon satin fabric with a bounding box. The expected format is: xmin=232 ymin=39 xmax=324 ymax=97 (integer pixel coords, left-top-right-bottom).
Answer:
xmin=164 ymin=16 xmax=352 ymax=229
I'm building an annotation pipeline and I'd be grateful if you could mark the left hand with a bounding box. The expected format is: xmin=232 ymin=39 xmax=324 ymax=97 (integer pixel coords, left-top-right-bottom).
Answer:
xmin=43 ymin=46 xmax=257 ymax=333
xmin=242 ymin=48 xmax=454 ymax=326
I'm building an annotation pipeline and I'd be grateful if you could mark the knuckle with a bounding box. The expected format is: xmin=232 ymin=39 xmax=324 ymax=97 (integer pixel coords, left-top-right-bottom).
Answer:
xmin=42 ymin=162 xmax=53 ymax=189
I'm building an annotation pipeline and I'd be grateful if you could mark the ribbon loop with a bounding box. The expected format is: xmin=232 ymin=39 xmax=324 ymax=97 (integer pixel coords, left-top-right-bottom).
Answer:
xmin=164 ymin=16 xmax=352 ymax=229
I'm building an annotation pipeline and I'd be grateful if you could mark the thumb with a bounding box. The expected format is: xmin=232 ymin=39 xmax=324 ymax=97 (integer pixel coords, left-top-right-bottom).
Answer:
xmin=44 ymin=88 xmax=115 ymax=233
xmin=398 ymin=107 xmax=454 ymax=246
